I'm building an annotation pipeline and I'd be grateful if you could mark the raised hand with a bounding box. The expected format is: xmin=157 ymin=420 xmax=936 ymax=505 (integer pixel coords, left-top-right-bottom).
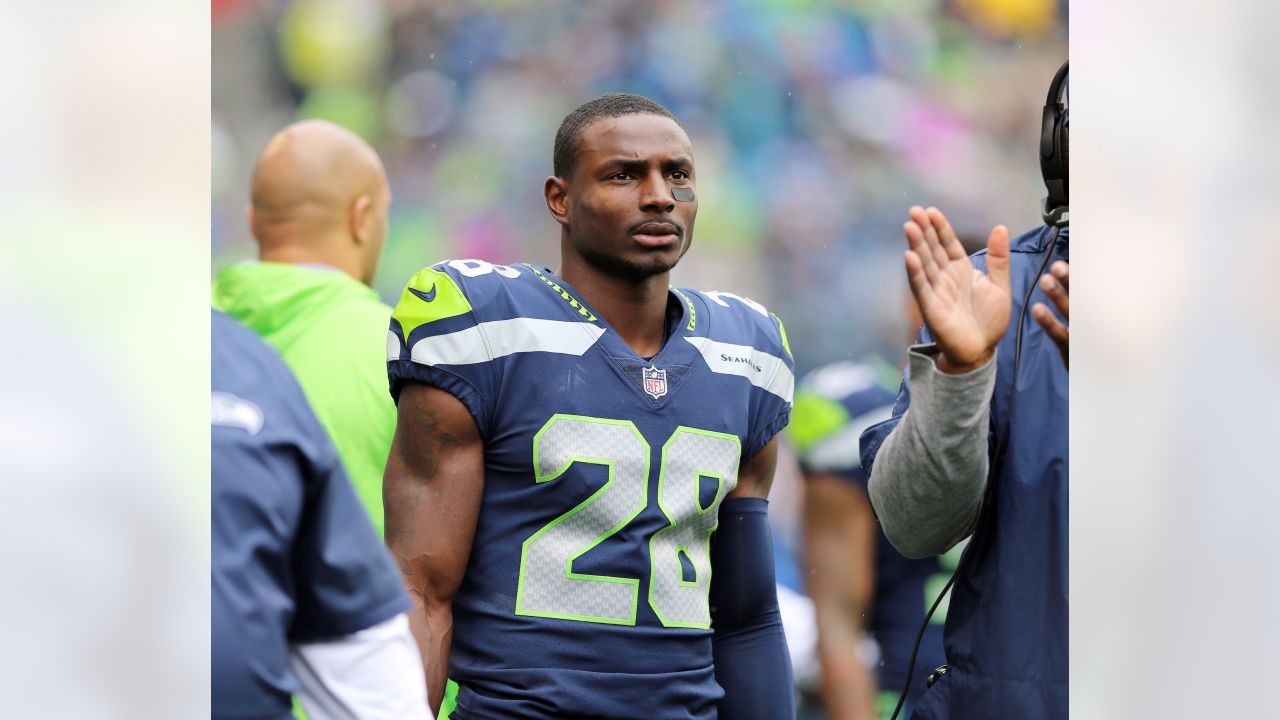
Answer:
xmin=903 ymin=206 xmax=1012 ymax=374
xmin=1031 ymin=261 xmax=1068 ymax=371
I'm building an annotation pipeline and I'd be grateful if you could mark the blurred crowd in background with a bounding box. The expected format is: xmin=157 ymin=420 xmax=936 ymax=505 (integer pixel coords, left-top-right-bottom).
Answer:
xmin=212 ymin=0 xmax=1066 ymax=374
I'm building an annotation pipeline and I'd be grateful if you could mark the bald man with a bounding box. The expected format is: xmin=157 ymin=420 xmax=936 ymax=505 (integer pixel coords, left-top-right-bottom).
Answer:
xmin=214 ymin=120 xmax=397 ymax=533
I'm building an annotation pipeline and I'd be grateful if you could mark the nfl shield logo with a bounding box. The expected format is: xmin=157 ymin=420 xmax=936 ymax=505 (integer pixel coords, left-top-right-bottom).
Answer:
xmin=642 ymin=365 xmax=668 ymax=400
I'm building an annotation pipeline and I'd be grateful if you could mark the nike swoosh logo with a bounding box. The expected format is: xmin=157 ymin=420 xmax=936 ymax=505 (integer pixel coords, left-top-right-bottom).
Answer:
xmin=408 ymin=284 xmax=437 ymax=302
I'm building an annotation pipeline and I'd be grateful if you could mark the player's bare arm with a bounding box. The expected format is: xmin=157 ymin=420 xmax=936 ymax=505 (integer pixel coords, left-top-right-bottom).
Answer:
xmin=804 ymin=474 xmax=879 ymax=720
xmin=729 ymin=436 xmax=780 ymax=499
xmin=383 ymin=383 xmax=484 ymax=715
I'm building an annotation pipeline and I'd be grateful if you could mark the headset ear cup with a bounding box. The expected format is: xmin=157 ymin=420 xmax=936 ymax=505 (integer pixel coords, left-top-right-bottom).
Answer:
xmin=1041 ymin=61 xmax=1069 ymax=223
xmin=1041 ymin=106 xmax=1057 ymax=159
xmin=1059 ymin=110 xmax=1068 ymax=204
xmin=1040 ymin=105 xmax=1065 ymax=210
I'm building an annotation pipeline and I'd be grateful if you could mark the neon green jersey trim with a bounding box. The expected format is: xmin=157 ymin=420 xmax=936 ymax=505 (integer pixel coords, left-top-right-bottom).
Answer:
xmin=773 ymin=313 xmax=793 ymax=358
xmin=670 ymin=287 xmax=697 ymax=331
xmin=392 ymin=268 xmax=473 ymax=341
xmin=647 ymin=426 xmax=739 ymax=629
xmin=516 ymin=415 xmax=648 ymax=626
xmin=436 ymin=679 xmax=459 ymax=719
xmin=787 ymin=390 xmax=851 ymax=454
xmin=875 ymin=690 xmax=900 ymax=719
xmin=528 ymin=266 xmax=598 ymax=321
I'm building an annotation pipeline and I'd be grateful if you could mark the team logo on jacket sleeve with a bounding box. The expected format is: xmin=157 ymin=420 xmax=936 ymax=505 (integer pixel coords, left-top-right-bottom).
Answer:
xmin=642 ymin=365 xmax=668 ymax=399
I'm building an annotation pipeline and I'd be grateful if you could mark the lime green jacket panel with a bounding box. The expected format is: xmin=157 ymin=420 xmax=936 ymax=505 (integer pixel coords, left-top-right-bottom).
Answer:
xmin=214 ymin=262 xmax=395 ymax=533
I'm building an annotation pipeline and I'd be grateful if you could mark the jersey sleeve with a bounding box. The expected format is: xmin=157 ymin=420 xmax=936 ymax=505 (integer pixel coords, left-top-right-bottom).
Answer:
xmin=212 ymin=311 xmax=409 ymax=644
xmin=791 ymin=388 xmax=869 ymax=484
xmin=386 ymin=262 xmax=503 ymax=438
xmin=691 ymin=290 xmax=796 ymax=461
xmin=290 ymin=436 xmax=411 ymax=642
xmin=748 ymin=311 xmax=794 ymax=459
xmin=790 ymin=361 xmax=900 ymax=486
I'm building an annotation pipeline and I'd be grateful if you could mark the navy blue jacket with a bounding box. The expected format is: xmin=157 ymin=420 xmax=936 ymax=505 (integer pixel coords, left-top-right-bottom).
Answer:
xmin=860 ymin=226 xmax=1069 ymax=719
xmin=212 ymin=310 xmax=409 ymax=720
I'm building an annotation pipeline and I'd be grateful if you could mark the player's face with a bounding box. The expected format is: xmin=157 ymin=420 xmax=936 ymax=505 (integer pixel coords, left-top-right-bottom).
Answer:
xmin=564 ymin=114 xmax=698 ymax=279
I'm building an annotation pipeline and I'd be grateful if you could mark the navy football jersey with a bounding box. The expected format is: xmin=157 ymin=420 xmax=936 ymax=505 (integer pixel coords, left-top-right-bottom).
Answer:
xmin=212 ymin=311 xmax=409 ymax=720
xmin=789 ymin=360 xmax=955 ymax=710
xmin=387 ymin=260 xmax=794 ymax=719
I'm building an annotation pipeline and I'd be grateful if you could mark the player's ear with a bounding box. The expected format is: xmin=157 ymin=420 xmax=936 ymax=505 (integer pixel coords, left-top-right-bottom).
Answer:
xmin=544 ymin=176 xmax=569 ymax=227
xmin=350 ymin=194 xmax=374 ymax=245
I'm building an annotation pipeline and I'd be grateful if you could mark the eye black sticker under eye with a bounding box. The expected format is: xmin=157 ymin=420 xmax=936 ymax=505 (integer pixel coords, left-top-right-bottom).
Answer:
xmin=671 ymin=186 xmax=695 ymax=202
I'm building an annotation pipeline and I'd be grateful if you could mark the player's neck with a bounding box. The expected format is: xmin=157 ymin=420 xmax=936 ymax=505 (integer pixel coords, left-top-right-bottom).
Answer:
xmin=258 ymin=240 xmax=364 ymax=284
xmin=559 ymin=263 xmax=671 ymax=359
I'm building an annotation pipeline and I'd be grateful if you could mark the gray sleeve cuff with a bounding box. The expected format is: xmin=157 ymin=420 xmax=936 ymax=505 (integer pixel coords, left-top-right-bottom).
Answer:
xmin=867 ymin=343 xmax=997 ymax=558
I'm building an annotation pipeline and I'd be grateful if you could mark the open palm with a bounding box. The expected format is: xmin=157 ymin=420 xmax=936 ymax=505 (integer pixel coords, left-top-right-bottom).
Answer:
xmin=903 ymin=206 xmax=1012 ymax=371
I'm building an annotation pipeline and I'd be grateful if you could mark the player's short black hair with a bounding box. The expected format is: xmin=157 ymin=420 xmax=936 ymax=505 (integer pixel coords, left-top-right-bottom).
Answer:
xmin=553 ymin=93 xmax=679 ymax=178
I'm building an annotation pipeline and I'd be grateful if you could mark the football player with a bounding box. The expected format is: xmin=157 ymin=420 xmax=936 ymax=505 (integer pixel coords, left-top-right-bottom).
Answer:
xmin=790 ymin=360 xmax=957 ymax=719
xmin=383 ymin=93 xmax=796 ymax=718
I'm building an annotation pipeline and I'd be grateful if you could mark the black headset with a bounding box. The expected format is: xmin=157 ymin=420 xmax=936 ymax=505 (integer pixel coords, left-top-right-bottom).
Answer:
xmin=1041 ymin=61 xmax=1069 ymax=226
xmin=888 ymin=59 xmax=1069 ymax=720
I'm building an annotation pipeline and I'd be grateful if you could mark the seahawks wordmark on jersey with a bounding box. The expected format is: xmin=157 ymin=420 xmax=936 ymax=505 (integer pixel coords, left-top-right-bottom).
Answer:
xmin=387 ymin=260 xmax=793 ymax=720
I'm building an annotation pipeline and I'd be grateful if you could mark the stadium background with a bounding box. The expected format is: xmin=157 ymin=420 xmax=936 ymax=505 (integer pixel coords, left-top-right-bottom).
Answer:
xmin=212 ymin=0 xmax=1066 ymax=375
